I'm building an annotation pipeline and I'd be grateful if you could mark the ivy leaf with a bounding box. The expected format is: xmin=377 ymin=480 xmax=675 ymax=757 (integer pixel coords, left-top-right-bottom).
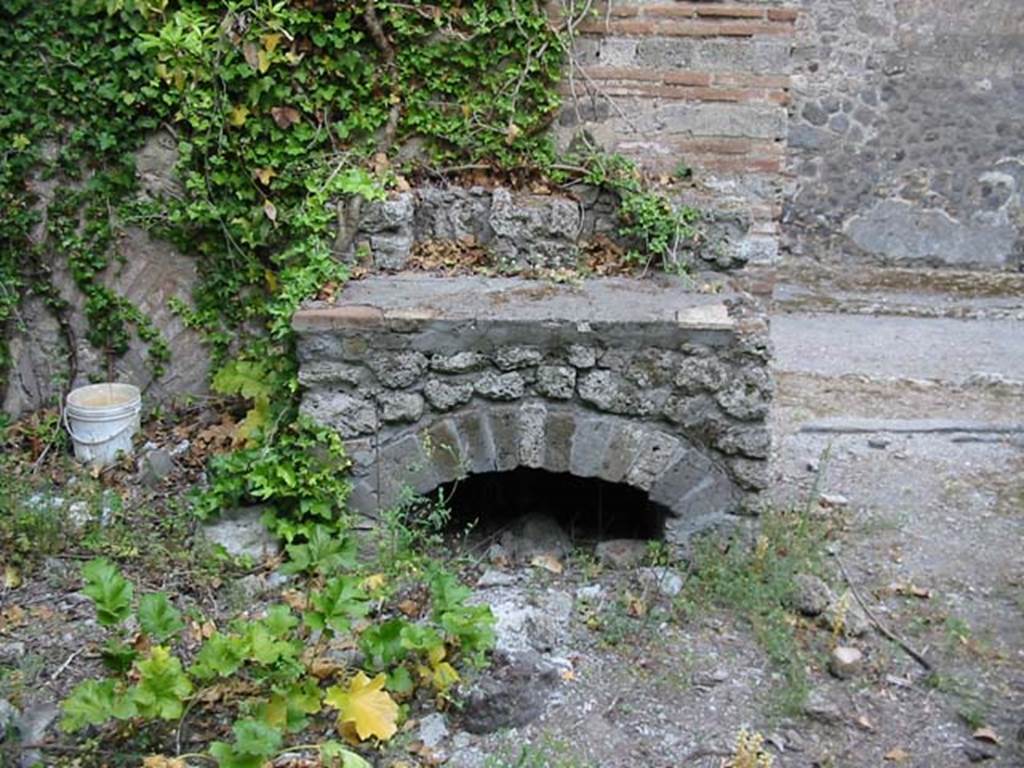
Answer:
xmin=321 ymin=742 xmax=372 ymax=768
xmin=324 ymin=671 xmax=399 ymax=742
xmin=81 ymin=558 xmax=133 ymax=627
xmin=228 ymin=104 xmax=249 ymax=127
xmin=254 ymin=167 xmax=277 ymax=186
xmin=261 ymin=33 xmax=282 ymax=53
xmin=131 ymin=646 xmax=193 ymax=720
xmin=138 ymin=593 xmax=185 ymax=642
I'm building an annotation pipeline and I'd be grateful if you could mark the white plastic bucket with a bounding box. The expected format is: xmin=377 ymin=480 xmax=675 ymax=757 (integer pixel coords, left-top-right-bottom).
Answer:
xmin=65 ymin=383 xmax=142 ymax=467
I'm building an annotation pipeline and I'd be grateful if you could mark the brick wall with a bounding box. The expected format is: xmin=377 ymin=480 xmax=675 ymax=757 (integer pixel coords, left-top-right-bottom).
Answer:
xmin=557 ymin=1 xmax=798 ymax=266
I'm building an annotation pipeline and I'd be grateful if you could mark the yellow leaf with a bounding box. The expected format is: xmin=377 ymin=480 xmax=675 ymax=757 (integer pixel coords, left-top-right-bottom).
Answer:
xmin=529 ymin=554 xmax=563 ymax=574
xmin=325 ymin=671 xmax=399 ymax=742
xmin=4 ymin=565 xmax=21 ymax=589
xmin=884 ymin=747 xmax=909 ymax=762
xmin=505 ymin=122 xmax=521 ymax=145
xmin=254 ymin=167 xmax=276 ymax=185
xmin=263 ymin=199 xmax=277 ymax=222
xmin=257 ymin=49 xmax=271 ymax=74
xmin=261 ymin=33 xmax=282 ymax=53
xmin=431 ymin=661 xmax=459 ymax=692
xmin=264 ymin=269 xmax=279 ymax=293
xmin=361 ymin=573 xmax=386 ymax=592
xmin=142 ymin=758 xmax=186 ymax=768
xmin=263 ymin=694 xmax=287 ymax=729
xmin=228 ymin=104 xmax=249 ymax=127
xmin=235 ymin=397 xmax=270 ymax=446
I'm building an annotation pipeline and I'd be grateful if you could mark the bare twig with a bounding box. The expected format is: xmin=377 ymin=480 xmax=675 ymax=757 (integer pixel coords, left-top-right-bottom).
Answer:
xmin=48 ymin=646 xmax=85 ymax=682
xmin=834 ymin=553 xmax=933 ymax=672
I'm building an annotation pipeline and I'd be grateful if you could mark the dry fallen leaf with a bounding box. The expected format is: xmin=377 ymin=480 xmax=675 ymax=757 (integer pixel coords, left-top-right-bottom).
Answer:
xmin=530 ymin=554 xmax=563 ymax=574
xmin=884 ymin=747 xmax=909 ymax=762
xmin=973 ymin=726 xmax=1001 ymax=745
xmin=263 ymin=199 xmax=277 ymax=222
xmin=855 ymin=714 xmax=875 ymax=732
xmin=271 ymin=106 xmax=301 ymax=129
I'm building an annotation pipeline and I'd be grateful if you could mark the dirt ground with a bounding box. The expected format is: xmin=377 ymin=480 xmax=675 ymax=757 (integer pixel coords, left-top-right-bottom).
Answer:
xmin=1 ymin=268 xmax=1021 ymax=767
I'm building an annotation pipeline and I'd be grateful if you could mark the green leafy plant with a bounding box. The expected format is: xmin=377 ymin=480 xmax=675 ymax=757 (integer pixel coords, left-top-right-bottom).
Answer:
xmin=61 ymin=542 xmax=493 ymax=764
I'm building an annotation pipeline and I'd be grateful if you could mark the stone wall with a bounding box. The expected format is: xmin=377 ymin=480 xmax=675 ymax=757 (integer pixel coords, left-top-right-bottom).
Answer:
xmin=293 ymin=274 xmax=772 ymax=545
xmin=2 ymin=133 xmax=210 ymax=418
xmin=787 ymin=0 xmax=1024 ymax=270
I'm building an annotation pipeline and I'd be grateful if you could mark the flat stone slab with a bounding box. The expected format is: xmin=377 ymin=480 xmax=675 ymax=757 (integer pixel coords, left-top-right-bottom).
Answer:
xmin=294 ymin=273 xmax=738 ymax=330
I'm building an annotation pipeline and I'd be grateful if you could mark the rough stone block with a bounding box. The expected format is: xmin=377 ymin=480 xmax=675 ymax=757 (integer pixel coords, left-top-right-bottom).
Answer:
xmin=368 ymin=351 xmax=428 ymax=389
xmin=301 ymin=391 xmax=378 ymax=438
xmin=518 ymin=402 xmax=547 ymax=469
xmin=625 ymin=430 xmax=684 ymax=491
xmin=493 ymin=346 xmax=543 ymax=371
xmin=424 ymin=379 xmax=474 ymax=411
xmin=431 ymin=351 xmax=487 ymax=373
xmin=567 ymin=344 xmax=598 ymax=368
xmin=476 ymin=372 xmax=526 ymax=401
xmin=535 ymin=365 xmax=576 ymax=399
xmin=453 ymin=409 xmax=499 ymax=475
xmin=542 ymin=409 xmax=576 ymax=474
xmin=569 ymin=415 xmax=617 ymax=479
xmin=378 ymin=392 xmax=424 ymax=424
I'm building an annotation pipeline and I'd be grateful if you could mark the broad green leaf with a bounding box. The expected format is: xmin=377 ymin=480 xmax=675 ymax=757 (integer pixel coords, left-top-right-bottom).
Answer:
xmin=81 ymin=558 xmax=133 ymax=627
xmin=61 ymin=679 xmax=116 ymax=732
xmin=138 ymin=593 xmax=184 ymax=642
xmin=131 ymin=646 xmax=193 ymax=720
xmin=280 ymin=524 xmax=357 ymax=576
xmin=233 ymin=717 xmax=282 ymax=756
xmin=304 ymin=576 xmax=368 ymax=635
xmin=191 ymin=633 xmax=246 ymax=680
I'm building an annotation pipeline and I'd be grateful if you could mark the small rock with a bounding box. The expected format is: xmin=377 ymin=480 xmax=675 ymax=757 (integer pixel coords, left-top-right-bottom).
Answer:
xmin=828 ymin=646 xmax=864 ymax=679
xmin=0 ymin=642 xmax=26 ymax=665
xmin=0 ymin=699 xmax=18 ymax=742
xmin=138 ymin=447 xmax=175 ymax=487
xmin=417 ymin=712 xmax=449 ymax=749
xmin=820 ymin=595 xmax=871 ymax=638
xmin=500 ymin=514 xmax=571 ymax=562
xmin=964 ymin=745 xmax=996 ymax=763
xmin=818 ymin=493 xmax=849 ymax=508
xmin=803 ymin=690 xmax=843 ymax=725
xmin=17 ymin=701 xmax=59 ymax=767
xmin=169 ymin=439 xmax=191 ymax=457
xmin=459 ymin=650 xmax=560 ymax=734
xmin=576 ymin=584 xmax=604 ymax=601
xmin=486 ymin=542 xmax=510 ymax=566
xmin=476 ymin=569 xmax=517 ymax=588
xmin=637 ymin=566 xmax=684 ymax=597
xmin=691 ymin=669 xmax=728 ymax=688
xmin=867 ymin=436 xmax=891 ymax=449
xmin=788 ymin=574 xmax=834 ymax=617
xmin=595 ymin=538 xmax=649 ymax=569
xmin=201 ymin=505 xmax=281 ymax=561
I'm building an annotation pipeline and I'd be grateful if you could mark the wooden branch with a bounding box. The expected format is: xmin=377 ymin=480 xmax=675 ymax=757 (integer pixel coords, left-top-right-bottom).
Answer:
xmin=834 ymin=553 xmax=934 ymax=672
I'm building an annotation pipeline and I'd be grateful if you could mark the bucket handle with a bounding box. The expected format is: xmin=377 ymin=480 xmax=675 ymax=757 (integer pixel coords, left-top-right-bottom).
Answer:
xmin=63 ymin=407 xmax=140 ymax=447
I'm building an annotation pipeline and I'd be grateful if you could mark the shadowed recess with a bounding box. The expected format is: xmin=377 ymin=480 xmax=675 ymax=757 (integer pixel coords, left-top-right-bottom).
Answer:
xmin=437 ymin=467 xmax=667 ymax=543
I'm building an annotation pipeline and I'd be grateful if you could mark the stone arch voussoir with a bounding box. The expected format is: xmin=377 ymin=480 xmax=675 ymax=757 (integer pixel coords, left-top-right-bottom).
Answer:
xmin=346 ymin=400 xmax=741 ymax=543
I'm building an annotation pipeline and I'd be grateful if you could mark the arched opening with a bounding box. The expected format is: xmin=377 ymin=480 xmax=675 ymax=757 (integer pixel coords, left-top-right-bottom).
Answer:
xmin=436 ymin=467 xmax=668 ymax=546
